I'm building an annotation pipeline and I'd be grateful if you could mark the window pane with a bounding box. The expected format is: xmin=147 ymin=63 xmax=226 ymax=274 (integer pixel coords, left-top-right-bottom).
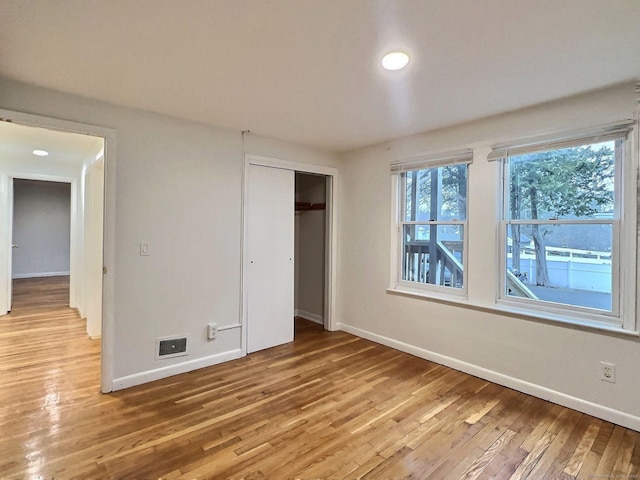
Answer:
xmin=404 ymin=164 xmax=467 ymax=222
xmin=402 ymin=224 xmax=464 ymax=288
xmin=505 ymin=223 xmax=612 ymax=311
xmin=507 ymin=141 xmax=615 ymax=221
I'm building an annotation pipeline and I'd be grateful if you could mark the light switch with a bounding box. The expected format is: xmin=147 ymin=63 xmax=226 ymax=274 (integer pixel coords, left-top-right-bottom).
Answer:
xmin=140 ymin=242 xmax=150 ymax=256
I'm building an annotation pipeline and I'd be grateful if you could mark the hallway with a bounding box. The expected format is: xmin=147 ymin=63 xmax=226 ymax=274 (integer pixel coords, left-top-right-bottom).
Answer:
xmin=0 ymin=276 xmax=101 ymax=478
xmin=10 ymin=275 xmax=72 ymax=311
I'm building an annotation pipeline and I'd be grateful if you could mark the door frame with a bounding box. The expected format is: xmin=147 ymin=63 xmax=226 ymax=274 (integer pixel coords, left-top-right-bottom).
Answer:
xmin=0 ymin=108 xmax=117 ymax=393
xmin=6 ymin=173 xmax=77 ymax=307
xmin=4 ymin=177 xmax=12 ymax=313
xmin=241 ymin=154 xmax=339 ymax=356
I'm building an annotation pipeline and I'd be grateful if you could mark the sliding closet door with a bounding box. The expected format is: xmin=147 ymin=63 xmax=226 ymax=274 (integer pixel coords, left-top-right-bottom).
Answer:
xmin=246 ymin=164 xmax=294 ymax=353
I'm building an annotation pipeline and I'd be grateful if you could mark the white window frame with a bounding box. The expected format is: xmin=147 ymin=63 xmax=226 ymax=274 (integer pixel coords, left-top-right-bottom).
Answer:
xmin=389 ymin=150 xmax=472 ymax=300
xmin=493 ymin=122 xmax=637 ymax=331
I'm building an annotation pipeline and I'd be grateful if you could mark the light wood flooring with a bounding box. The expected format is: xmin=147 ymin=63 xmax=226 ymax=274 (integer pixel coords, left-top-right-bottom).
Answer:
xmin=1 ymin=277 xmax=639 ymax=479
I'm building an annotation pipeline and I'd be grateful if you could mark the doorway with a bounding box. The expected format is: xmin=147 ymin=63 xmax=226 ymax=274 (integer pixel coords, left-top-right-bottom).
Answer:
xmin=0 ymin=118 xmax=106 ymax=376
xmin=0 ymin=120 xmax=104 ymax=326
xmin=0 ymin=108 xmax=115 ymax=392
xmin=242 ymin=155 xmax=338 ymax=355
xmin=294 ymin=172 xmax=328 ymax=326
xmin=11 ymin=179 xmax=72 ymax=309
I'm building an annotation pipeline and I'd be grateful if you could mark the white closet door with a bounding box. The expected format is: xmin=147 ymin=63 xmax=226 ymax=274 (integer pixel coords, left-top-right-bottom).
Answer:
xmin=246 ymin=164 xmax=294 ymax=353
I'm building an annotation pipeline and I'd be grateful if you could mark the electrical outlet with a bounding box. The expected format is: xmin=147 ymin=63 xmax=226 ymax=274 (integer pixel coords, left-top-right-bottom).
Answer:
xmin=600 ymin=361 xmax=616 ymax=383
xmin=207 ymin=323 xmax=217 ymax=340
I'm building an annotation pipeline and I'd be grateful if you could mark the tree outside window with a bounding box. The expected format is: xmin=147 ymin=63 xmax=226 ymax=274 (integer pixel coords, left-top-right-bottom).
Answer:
xmin=505 ymin=140 xmax=617 ymax=311
xmin=401 ymin=163 xmax=468 ymax=289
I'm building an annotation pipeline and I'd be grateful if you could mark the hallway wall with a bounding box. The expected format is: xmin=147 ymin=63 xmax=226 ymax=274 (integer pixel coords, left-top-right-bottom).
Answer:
xmin=12 ymin=179 xmax=71 ymax=278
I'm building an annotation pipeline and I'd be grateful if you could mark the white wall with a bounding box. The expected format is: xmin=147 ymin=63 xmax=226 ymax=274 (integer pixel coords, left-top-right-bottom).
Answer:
xmin=0 ymin=76 xmax=340 ymax=389
xmin=82 ymin=156 xmax=104 ymax=338
xmin=337 ymin=82 xmax=640 ymax=430
xmin=295 ymin=173 xmax=326 ymax=323
xmin=244 ymin=134 xmax=340 ymax=168
xmin=12 ymin=179 xmax=71 ymax=278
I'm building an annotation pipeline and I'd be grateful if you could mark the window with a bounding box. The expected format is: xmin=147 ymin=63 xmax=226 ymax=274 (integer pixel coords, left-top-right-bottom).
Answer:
xmin=493 ymin=121 xmax=636 ymax=327
xmin=391 ymin=151 xmax=471 ymax=295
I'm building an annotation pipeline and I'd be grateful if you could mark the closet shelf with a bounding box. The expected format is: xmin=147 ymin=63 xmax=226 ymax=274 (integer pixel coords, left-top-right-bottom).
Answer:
xmin=295 ymin=201 xmax=326 ymax=212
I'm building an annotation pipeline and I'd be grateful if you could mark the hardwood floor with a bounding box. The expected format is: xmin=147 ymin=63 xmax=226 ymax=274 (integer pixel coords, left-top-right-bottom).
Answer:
xmin=1 ymin=278 xmax=639 ymax=479
xmin=10 ymin=274 xmax=70 ymax=311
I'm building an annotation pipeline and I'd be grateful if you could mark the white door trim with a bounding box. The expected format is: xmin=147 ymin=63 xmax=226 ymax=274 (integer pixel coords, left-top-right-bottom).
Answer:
xmin=0 ymin=108 xmax=117 ymax=393
xmin=3 ymin=177 xmax=13 ymax=314
xmin=241 ymin=154 xmax=339 ymax=356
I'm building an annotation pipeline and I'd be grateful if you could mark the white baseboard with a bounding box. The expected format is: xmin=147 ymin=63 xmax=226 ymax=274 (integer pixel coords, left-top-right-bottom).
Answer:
xmin=111 ymin=349 xmax=243 ymax=391
xmin=295 ymin=309 xmax=324 ymax=325
xmin=12 ymin=271 xmax=70 ymax=279
xmin=337 ymin=322 xmax=640 ymax=432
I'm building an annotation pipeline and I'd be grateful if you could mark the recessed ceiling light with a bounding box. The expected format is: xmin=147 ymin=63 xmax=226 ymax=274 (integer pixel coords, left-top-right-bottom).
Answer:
xmin=32 ymin=149 xmax=49 ymax=157
xmin=382 ymin=52 xmax=409 ymax=71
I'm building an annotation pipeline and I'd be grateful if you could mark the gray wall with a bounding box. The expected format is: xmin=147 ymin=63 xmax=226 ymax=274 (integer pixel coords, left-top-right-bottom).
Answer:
xmin=12 ymin=179 xmax=70 ymax=278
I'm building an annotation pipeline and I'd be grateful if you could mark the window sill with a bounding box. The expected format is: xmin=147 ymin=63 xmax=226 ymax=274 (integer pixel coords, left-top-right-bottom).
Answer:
xmin=387 ymin=285 xmax=469 ymax=305
xmin=386 ymin=286 xmax=639 ymax=338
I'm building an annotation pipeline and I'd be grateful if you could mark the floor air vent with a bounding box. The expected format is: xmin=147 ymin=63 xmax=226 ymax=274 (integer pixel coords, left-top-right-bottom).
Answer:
xmin=156 ymin=336 xmax=188 ymax=359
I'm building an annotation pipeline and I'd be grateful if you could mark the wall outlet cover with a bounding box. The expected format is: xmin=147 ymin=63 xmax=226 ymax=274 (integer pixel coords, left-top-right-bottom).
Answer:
xmin=600 ymin=361 xmax=616 ymax=383
xmin=207 ymin=323 xmax=217 ymax=340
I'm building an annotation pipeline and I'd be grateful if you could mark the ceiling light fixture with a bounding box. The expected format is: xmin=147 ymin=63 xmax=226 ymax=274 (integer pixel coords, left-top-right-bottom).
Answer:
xmin=382 ymin=52 xmax=409 ymax=71
xmin=32 ymin=149 xmax=49 ymax=157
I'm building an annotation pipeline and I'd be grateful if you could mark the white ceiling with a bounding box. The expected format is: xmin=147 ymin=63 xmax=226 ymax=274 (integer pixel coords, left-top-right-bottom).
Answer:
xmin=0 ymin=121 xmax=104 ymax=169
xmin=0 ymin=0 xmax=638 ymax=152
